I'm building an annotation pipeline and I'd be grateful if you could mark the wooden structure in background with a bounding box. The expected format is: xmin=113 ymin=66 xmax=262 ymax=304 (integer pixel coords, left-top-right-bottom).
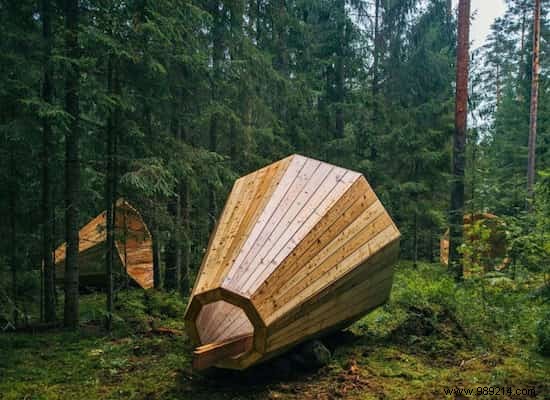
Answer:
xmin=185 ymin=154 xmax=401 ymax=370
xmin=54 ymin=199 xmax=154 ymax=289
xmin=440 ymin=213 xmax=509 ymax=271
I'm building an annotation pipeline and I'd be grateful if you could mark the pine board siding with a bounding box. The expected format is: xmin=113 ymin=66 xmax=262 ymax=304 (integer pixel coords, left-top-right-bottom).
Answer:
xmin=53 ymin=199 xmax=154 ymax=289
xmin=185 ymin=155 xmax=400 ymax=370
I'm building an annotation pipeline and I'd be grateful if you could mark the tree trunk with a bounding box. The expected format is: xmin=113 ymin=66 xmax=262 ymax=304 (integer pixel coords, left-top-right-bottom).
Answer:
xmin=181 ymin=176 xmax=191 ymax=294
xmin=9 ymin=143 xmax=18 ymax=324
xmin=273 ymin=0 xmax=288 ymax=73
xmin=165 ymin=192 xmax=182 ymax=292
xmin=208 ymin=113 xmax=218 ymax=229
xmin=104 ymin=54 xmax=116 ymax=331
xmin=152 ymin=224 xmax=162 ymax=289
xmin=527 ymin=0 xmax=541 ymax=202
xmin=334 ymin=0 xmax=345 ymax=139
xmin=256 ymin=0 xmax=262 ymax=43
xmin=209 ymin=0 xmax=222 ymax=231
xmin=448 ymin=0 xmax=470 ymax=281
xmin=428 ymin=227 xmax=434 ymax=263
xmin=373 ymin=0 xmax=380 ymax=97
xmin=63 ymin=0 xmax=81 ymax=329
xmin=165 ymin=110 xmax=182 ymax=292
xmin=496 ymin=64 xmax=500 ymax=106
xmin=368 ymin=0 xmax=381 ymax=159
xmin=41 ymin=0 xmax=56 ymax=323
xmin=143 ymin=101 xmax=161 ymax=289
xmin=413 ymin=209 xmax=418 ymax=268
xmin=520 ymin=1 xmax=527 ymax=82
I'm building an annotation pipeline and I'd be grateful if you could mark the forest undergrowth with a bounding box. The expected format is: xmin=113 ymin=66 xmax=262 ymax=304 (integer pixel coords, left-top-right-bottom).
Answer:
xmin=1 ymin=262 xmax=548 ymax=400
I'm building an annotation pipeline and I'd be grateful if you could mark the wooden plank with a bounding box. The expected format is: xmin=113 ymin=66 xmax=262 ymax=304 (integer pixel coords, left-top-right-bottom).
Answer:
xmin=269 ymin=210 xmax=390 ymax=310
xmin=222 ymin=155 xmax=307 ymax=287
xmin=251 ymin=176 xmax=372 ymax=304
xmin=192 ymin=176 xmax=250 ymax=294
xmin=192 ymin=333 xmax=254 ymax=370
xmin=114 ymin=201 xmax=154 ymax=289
xmin=223 ymin=155 xmax=311 ymax=287
xmin=210 ymin=157 xmax=292 ymax=288
xmin=234 ymin=163 xmax=337 ymax=293
xmin=54 ymin=211 xmax=107 ymax=263
xmin=54 ymin=199 xmax=154 ymax=289
xmin=200 ymin=299 xmax=254 ymax=345
xmin=198 ymin=301 xmax=238 ymax=343
xmin=194 ymin=155 xmax=295 ymax=295
xmin=218 ymin=318 xmax=251 ymax=341
xmin=246 ymin=170 xmax=358 ymax=294
xmin=240 ymin=167 xmax=357 ymax=295
xmin=204 ymin=168 xmax=270 ymax=289
xmin=266 ymin=224 xmax=399 ymax=325
xmin=267 ymin=267 xmax=394 ymax=349
xmin=185 ymin=156 xmax=402 ymax=370
xmin=268 ymin=278 xmax=393 ymax=350
xmin=261 ymin=281 xmax=392 ymax=361
xmin=258 ymin=201 xmax=389 ymax=319
xmin=266 ymin=239 xmax=399 ymax=332
xmin=215 ymin=349 xmax=263 ymax=370
xmin=206 ymin=307 xmax=253 ymax=344
xmin=266 ymin=250 xmax=397 ymax=350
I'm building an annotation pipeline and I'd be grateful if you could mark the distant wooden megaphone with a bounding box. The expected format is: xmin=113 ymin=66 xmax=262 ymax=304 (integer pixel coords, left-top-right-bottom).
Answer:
xmin=53 ymin=199 xmax=154 ymax=289
xmin=185 ymin=155 xmax=400 ymax=370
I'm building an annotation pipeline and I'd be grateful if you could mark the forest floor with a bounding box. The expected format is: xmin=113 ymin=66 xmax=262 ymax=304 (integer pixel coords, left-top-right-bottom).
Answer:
xmin=1 ymin=263 xmax=549 ymax=400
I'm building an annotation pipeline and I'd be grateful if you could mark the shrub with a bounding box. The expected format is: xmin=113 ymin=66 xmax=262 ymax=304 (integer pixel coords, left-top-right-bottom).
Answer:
xmin=536 ymin=310 xmax=550 ymax=357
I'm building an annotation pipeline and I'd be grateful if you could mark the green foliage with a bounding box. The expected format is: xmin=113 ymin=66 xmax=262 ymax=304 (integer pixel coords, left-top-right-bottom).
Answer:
xmin=1 ymin=263 xmax=548 ymax=399
xmin=144 ymin=290 xmax=187 ymax=319
xmin=385 ymin=263 xmax=547 ymax=351
xmin=503 ymin=173 xmax=550 ymax=276
xmin=536 ymin=310 xmax=550 ymax=356
xmin=458 ymin=220 xmax=492 ymax=274
xmin=0 ymin=0 xmax=462 ymax=311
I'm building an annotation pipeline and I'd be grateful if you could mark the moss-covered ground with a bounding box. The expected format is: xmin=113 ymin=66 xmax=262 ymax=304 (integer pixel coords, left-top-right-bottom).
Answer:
xmin=1 ymin=263 xmax=548 ymax=399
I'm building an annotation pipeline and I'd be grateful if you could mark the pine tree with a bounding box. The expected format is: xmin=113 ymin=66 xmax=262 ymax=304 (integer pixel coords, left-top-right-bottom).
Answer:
xmin=527 ymin=0 xmax=541 ymax=201
xmin=63 ymin=0 xmax=81 ymax=329
xmin=41 ymin=0 xmax=56 ymax=324
xmin=449 ymin=0 xmax=471 ymax=280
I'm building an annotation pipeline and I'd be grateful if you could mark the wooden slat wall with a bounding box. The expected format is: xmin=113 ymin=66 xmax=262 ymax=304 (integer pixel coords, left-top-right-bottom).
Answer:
xmin=233 ymin=168 xmax=359 ymax=296
xmin=265 ymin=240 xmax=399 ymax=351
xmin=114 ymin=201 xmax=154 ymax=289
xmin=185 ymin=155 xmax=401 ymax=370
xmin=54 ymin=212 xmax=107 ymax=264
xmin=251 ymin=177 xmax=372 ymax=304
xmin=196 ymin=300 xmax=254 ymax=344
xmin=191 ymin=156 xmax=293 ymax=295
xmin=222 ymin=155 xmax=310 ymax=288
xmin=54 ymin=199 xmax=154 ymax=289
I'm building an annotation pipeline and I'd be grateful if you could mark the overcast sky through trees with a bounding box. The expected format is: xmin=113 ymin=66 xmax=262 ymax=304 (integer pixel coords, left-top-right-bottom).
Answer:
xmin=453 ymin=0 xmax=507 ymax=49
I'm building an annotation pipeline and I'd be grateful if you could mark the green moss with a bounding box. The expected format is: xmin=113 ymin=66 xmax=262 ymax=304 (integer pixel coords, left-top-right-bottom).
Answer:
xmin=1 ymin=263 xmax=548 ymax=399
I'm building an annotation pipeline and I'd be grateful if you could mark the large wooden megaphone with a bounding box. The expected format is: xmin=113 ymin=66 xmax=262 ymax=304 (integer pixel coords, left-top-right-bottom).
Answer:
xmin=185 ymin=155 xmax=400 ymax=370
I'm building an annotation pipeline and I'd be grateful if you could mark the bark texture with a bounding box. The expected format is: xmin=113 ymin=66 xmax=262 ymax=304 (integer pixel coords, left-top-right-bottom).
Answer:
xmin=41 ymin=0 xmax=56 ymax=322
xmin=63 ymin=0 xmax=81 ymax=329
xmin=527 ymin=0 xmax=541 ymax=201
xmin=448 ymin=0 xmax=471 ymax=280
